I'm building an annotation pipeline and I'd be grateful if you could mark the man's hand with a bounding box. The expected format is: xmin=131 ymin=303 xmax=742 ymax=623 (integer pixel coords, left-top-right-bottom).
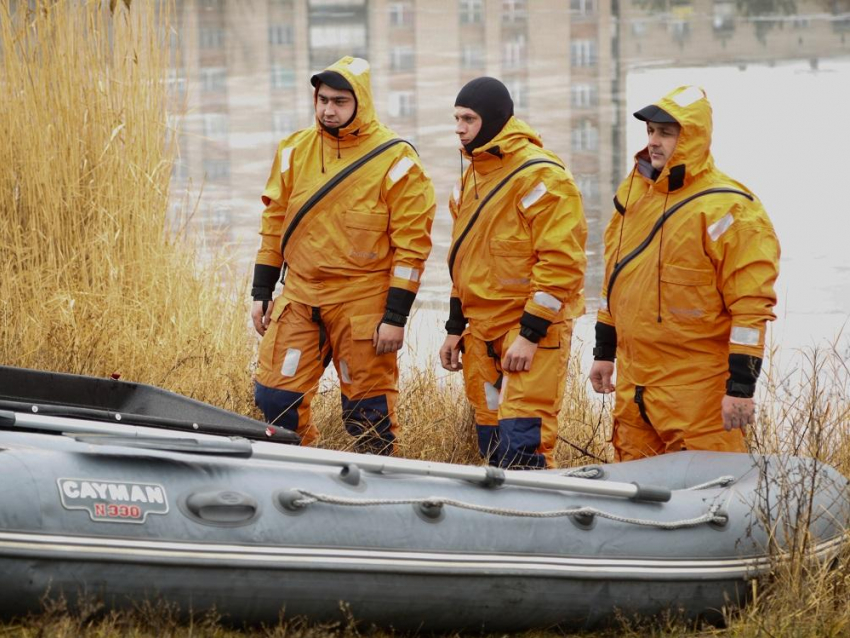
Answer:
xmin=373 ymin=323 xmax=404 ymax=355
xmin=251 ymin=299 xmax=274 ymax=336
xmin=439 ymin=335 xmax=463 ymax=371
xmin=502 ymin=335 xmax=537 ymax=372
xmin=722 ymin=395 xmax=755 ymax=432
xmin=589 ymin=360 xmax=616 ymax=394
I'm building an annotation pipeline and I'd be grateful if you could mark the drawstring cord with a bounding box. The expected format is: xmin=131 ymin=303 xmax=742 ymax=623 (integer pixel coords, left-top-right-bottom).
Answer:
xmin=656 ymin=189 xmax=670 ymax=323
xmin=471 ymin=154 xmax=479 ymax=200
xmin=337 ymin=135 xmax=341 ymax=159
xmin=320 ymin=129 xmax=325 ymax=174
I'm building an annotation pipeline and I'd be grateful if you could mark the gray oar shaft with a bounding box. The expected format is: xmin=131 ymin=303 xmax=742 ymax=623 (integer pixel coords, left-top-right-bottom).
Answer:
xmin=7 ymin=412 xmax=670 ymax=502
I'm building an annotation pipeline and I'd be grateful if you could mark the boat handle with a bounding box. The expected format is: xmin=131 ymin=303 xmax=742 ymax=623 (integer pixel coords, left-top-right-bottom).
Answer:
xmin=186 ymin=490 xmax=258 ymax=524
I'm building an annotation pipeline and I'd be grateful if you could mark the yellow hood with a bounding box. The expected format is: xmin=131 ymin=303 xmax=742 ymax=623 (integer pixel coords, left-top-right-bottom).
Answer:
xmin=636 ymin=85 xmax=714 ymax=191
xmin=313 ymin=56 xmax=378 ymax=140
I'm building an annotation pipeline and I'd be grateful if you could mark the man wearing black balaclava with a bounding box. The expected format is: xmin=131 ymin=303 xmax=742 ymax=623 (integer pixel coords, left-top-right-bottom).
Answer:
xmin=439 ymin=77 xmax=588 ymax=470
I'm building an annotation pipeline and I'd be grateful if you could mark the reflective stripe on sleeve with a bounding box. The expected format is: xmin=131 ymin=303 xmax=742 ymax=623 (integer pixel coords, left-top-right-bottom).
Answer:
xmin=521 ymin=182 xmax=547 ymax=209
xmin=339 ymin=359 xmax=351 ymax=384
xmin=707 ymin=212 xmax=734 ymax=241
xmin=533 ymin=291 xmax=562 ymax=312
xmin=280 ymin=348 xmax=301 ymax=377
xmin=393 ymin=266 xmax=420 ymax=282
xmin=280 ymin=147 xmax=294 ymax=174
xmin=388 ymin=157 xmax=414 ymax=184
xmin=452 ymin=183 xmax=460 ymax=203
xmin=600 ymin=296 xmax=608 ymax=311
xmin=730 ymin=326 xmax=760 ymax=346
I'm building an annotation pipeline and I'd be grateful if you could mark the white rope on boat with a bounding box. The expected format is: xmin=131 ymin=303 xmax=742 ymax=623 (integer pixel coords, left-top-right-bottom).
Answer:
xmin=289 ymin=490 xmax=728 ymax=530
xmin=559 ymin=466 xmax=605 ymax=479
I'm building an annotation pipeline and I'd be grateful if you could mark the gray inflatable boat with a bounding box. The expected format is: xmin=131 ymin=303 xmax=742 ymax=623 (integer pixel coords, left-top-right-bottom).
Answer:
xmin=0 ymin=365 xmax=847 ymax=631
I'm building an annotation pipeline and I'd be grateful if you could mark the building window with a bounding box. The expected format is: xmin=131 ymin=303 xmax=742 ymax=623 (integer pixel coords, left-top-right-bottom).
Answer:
xmin=273 ymin=111 xmax=296 ymax=138
xmin=461 ymin=43 xmax=485 ymax=69
xmin=203 ymin=113 xmax=229 ymax=140
xmin=571 ymin=83 xmax=597 ymax=108
xmin=502 ymin=34 xmax=526 ymax=69
xmin=270 ymin=65 xmax=296 ymax=90
xmin=571 ymin=119 xmax=598 ymax=152
xmin=309 ymin=24 xmax=367 ymax=49
xmin=388 ymin=91 xmax=415 ymax=117
xmin=199 ymin=27 xmax=225 ymax=50
xmin=390 ymin=45 xmax=415 ymax=71
xmin=203 ymin=159 xmax=231 ymax=182
xmin=459 ymin=0 xmax=483 ymax=24
xmin=502 ymin=0 xmax=526 ymax=22
xmin=269 ymin=24 xmax=294 ymax=45
xmin=570 ymin=39 xmax=597 ymax=67
xmin=200 ymin=67 xmax=226 ymax=92
xmin=503 ymin=79 xmax=527 ymax=109
xmin=570 ymin=0 xmax=594 ymax=15
xmin=389 ymin=2 xmax=411 ymax=27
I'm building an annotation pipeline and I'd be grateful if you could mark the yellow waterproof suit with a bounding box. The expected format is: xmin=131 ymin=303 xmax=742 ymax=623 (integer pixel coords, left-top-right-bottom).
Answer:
xmin=448 ymin=117 xmax=587 ymax=468
xmin=253 ymin=57 xmax=436 ymax=453
xmin=596 ymin=86 xmax=780 ymax=460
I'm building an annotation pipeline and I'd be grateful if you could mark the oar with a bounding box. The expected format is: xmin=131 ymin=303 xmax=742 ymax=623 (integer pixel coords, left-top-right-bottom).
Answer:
xmin=3 ymin=410 xmax=671 ymax=503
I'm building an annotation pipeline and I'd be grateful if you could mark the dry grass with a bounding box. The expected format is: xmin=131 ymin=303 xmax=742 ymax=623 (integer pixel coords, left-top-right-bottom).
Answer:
xmin=2 ymin=1 xmax=850 ymax=637
xmin=0 ymin=0 xmax=255 ymax=414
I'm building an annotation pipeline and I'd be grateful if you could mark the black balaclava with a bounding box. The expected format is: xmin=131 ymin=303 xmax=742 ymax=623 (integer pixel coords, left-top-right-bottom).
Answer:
xmin=454 ymin=77 xmax=514 ymax=154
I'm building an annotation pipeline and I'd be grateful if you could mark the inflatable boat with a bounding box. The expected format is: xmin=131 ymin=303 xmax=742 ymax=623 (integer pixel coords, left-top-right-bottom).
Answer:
xmin=0 ymin=365 xmax=847 ymax=631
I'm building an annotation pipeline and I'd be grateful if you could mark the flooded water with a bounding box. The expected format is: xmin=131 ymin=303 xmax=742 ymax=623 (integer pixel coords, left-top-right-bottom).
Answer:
xmin=167 ymin=0 xmax=850 ymax=367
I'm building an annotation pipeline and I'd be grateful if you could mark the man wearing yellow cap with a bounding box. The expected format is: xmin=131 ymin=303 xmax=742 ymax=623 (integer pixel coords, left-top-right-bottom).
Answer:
xmin=251 ymin=57 xmax=435 ymax=454
xmin=589 ymin=86 xmax=780 ymax=460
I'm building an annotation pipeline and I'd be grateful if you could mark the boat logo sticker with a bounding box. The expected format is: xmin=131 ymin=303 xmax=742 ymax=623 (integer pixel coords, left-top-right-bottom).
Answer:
xmin=57 ymin=478 xmax=169 ymax=524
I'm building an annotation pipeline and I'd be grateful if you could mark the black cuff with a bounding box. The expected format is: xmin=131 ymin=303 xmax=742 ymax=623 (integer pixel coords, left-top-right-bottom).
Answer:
xmin=382 ymin=310 xmax=407 ymax=327
xmin=593 ymin=322 xmax=617 ymax=361
xmin=251 ymin=264 xmax=282 ymax=300
xmin=726 ymin=354 xmax=761 ymax=398
xmin=445 ymin=297 xmax=467 ymax=335
xmin=519 ymin=312 xmax=551 ymax=342
xmin=726 ymin=380 xmax=756 ymax=398
xmin=519 ymin=325 xmax=542 ymax=343
xmin=386 ymin=287 xmax=416 ymax=316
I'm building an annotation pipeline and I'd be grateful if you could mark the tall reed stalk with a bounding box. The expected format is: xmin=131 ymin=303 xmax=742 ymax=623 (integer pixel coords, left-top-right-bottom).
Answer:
xmin=0 ymin=0 xmax=255 ymax=413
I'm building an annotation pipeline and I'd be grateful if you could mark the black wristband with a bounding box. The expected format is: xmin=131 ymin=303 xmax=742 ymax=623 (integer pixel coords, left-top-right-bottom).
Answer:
xmin=386 ymin=287 xmax=416 ymax=316
xmin=519 ymin=311 xmax=551 ymax=341
xmin=519 ymin=325 xmax=542 ymax=344
xmin=593 ymin=321 xmax=617 ymax=361
xmin=252 ymin=264 xmax=282 ymax=300
xmin=445 ymin=297 xmax=467 ymax=335
xmin=382 ymin=310 xmax=407 ymax=327
xmin=726 ymin=379 xmax=756 ymax=398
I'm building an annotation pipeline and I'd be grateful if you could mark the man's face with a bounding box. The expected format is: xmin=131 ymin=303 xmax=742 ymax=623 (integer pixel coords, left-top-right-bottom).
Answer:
xmin=315 ymin=84 xmax=356 ymax=129
xmin=646 ymin=121 xmax=681 ymax=170
xmin=454 ymin=106 xmax=482 ymax=148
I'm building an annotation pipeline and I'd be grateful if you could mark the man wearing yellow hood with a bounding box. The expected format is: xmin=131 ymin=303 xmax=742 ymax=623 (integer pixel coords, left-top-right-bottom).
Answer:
xmin=439 ymin=77 xmax=587 ymax=469
xmin=251 ymin=57 xmax=436 ymax=454
xmin=589 ymin=86 xmax=780 ymax=460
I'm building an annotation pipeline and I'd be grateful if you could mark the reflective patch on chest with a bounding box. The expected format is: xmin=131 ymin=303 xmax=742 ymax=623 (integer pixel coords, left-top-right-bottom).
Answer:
xmin=668 ymin=306 xmax=705 ymax=319
xmin=58 ymin=479 xmax=169 ymax=524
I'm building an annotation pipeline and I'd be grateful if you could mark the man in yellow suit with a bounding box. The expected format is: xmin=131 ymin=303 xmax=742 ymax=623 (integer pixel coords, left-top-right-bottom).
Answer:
xmin=439 ymin=77 xmax=587 ymax=469
xmin=589 ymin=86 xmax=780 ymax=461
xmin=251 ymin=56 xmax=435 ymax=455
